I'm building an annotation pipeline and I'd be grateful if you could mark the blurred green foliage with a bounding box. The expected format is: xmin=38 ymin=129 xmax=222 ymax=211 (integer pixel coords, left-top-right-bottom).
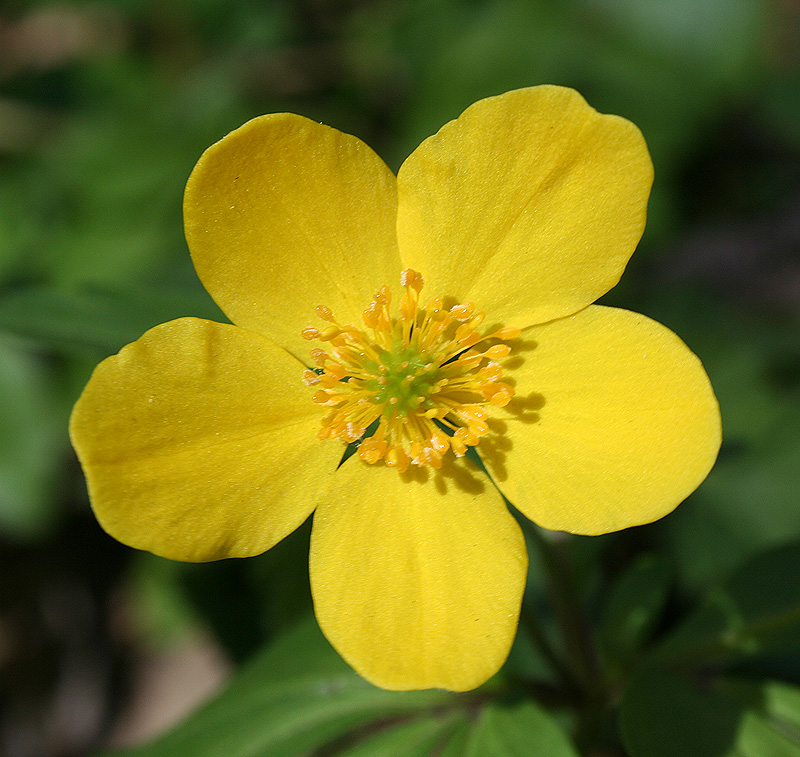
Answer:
xmin=1 ymin=0 xmax=799 ymax=755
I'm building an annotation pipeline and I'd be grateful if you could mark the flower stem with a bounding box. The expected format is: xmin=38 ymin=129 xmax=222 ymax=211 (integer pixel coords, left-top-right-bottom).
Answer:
xmin=519 ymin=599 xmax=577 ymax=691
xmin=526 ymin=524 xmax=603 ymax=704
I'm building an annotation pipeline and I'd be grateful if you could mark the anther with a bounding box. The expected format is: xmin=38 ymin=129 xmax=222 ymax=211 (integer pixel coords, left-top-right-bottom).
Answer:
xmin=450 ymin=302 xmax=475 ymax=320
xmin=485 ymin=344 xmax=511 ymax=359
xmin=304 ymin=268 xmax=519 ymax=470
xmin=310 ymin=348 xmax=328 ymax=366
xmin=400 ymin=268 xmax=424 ymax=292
xmin=363 ymin=302 xmax=380 ymax=329
xmin=493 ymin=327 xmax=521 ymax=340
xmin=325 ymin=363 xmax=347 ymax=380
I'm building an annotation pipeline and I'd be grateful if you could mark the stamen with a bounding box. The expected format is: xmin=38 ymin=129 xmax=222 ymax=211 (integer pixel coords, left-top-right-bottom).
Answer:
xmin=302 ymin=269 xmax=518 ymax=470
xmin=315 ymin=305 xmax=336 ymax=322
xmin=485 ymin=344 xmax=512 ymax=360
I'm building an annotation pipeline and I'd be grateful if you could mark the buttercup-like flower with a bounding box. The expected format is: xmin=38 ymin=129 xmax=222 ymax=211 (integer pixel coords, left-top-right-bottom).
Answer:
xmin=70 ymin=86 xmax=721 ymax=692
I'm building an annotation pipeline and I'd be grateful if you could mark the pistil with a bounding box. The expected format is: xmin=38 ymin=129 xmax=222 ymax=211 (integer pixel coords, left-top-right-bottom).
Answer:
xmin=302 ymin=268 xmax=518 ymax=471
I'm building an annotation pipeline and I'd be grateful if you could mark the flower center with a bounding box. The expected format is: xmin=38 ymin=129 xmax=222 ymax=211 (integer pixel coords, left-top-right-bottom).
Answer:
xmin=301 ymin=268 xmax=518 ymax=472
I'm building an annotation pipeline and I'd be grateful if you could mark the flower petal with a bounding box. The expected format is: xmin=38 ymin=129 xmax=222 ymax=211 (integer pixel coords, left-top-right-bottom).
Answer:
xmin=483 ymin=306 xmax=721 ymax=535
xmin=396 ymin=86 xmax=653 ymax=327
xmin=184 ymin=114 xmax=401 ymax=358
xmin=309 ymin=458 xmax=527 ymax=691
xmin=70 ymin=318 xmax=340 ymax=561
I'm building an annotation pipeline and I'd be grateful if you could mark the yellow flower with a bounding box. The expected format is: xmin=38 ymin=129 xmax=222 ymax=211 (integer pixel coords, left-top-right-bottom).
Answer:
xmin=70 ymin=86 xmax=721 ymax=692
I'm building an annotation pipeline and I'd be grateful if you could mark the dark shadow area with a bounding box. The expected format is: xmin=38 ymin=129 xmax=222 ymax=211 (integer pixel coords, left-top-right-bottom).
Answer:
xmin=477 ymin=330 xmax=546 ymax=482
xmin=432 ymin=455 xmax=486 ymax=496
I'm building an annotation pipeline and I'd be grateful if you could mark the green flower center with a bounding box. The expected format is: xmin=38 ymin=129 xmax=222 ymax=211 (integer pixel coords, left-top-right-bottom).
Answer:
xmin=301 ymin=268 xmax=518 ymax=471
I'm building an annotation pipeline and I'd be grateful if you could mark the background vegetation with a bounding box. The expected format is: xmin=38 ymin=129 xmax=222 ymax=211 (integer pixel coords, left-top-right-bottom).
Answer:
xmin=1 ymin=0 xmax=799 ymax=755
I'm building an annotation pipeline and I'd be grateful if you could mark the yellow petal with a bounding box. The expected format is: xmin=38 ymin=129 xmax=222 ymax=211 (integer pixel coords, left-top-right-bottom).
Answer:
xmin=396 ymin=86 xmax=653 ymax=327
xmin=483 ymin=306 xmax=721 ymax=534
xmin=70 ymin=318 xmax=340 ymax=561
xmin=309 ymin=458 xmax=527 ymax=691
xmin=184 ymin=114 xmax=401 ymax=358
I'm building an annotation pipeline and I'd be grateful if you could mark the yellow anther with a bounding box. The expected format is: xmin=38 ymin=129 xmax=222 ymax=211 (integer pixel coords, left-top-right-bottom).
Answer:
xmin=303 ymin=269 xmax=519 ymax=470
xmin=343 ymin=422 xmax=364 ymax=443
xmin=489 ymin=389 xmax=513 ymax=407
xmin=362 ymin=302 xmax=380 ymax=328
xmin=493 ymin=326 xmax=521 ymax=340
xmin=426 ymin=296 xmax=444 ymax=313
xmin=319 ymin=373 xmax=342 ymax=388
xmin=325 ymin=363 xmax=347 ymax=380
xmin=468 ymin=419 xmax=490 ymax=435
xmin=450 ymin=435 xmax=468 ymax=457
xmin=425 ymin=449 xmax=443 ymax=469
xmin=460 ymin=405 xmax=488 ymax=421
xmin=315 ymin=305 xmax=336 ymax=322
xmin=310 ymin=348 xmax=328 ymax=366
xmin=480 ymin=363 xmax=503 ymax=380
xmin=359 ymin=437 xmax=387 ymax=464
xmin=481 ymin=382 xmax=512 ymax=400
xmin=485 ymin=344 xmax=511 ymax=359
xmin=454 ymin=323 xmax=472 ymax=341
xmin=454 ymin=427 xmax=479 ymax=446
xmin=450 ymin=302 xmax=475 ymax=320
xmin=375 ymin=284 xmax=392 ymax=305
xmin=409 ymin=441 xmax=425 ymax=464
xmin=385 ymin=446 xmax=410 ymax=472
xmin=430 ymin=431 xmax=450 ymax=454
xmin=400 ymin=268 xmax=424 ymax=292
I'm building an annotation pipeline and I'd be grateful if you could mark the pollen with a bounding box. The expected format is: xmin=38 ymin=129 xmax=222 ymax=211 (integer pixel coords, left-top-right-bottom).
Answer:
xmin=302 ymin=269 xmax=519 ymax=471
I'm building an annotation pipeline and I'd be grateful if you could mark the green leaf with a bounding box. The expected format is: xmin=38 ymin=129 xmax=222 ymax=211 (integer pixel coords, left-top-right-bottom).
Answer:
xmin=621 ymin=672 xmax=800 ymax=757
xmin=104 ymin=616 xmax=461 ymax=757
xmin=648 ymin=541 xmax=800 ymax=668
xmin=337 ymin=713 xmax=466 ymax=756
xmin=0 ymin=334 xmax=59 ymax=538
xmin=461 ymin=700 xmax=579 ymax=757
xmin=620 ymin=670 xmax=742 ymax=757
xmin=0 ymin=286 xmax=225 ymax=354
xmin=723 ymin=542 xmax=800 ymax=647
xmin=600 ymin=553 xmax=672 ymax=668
xmin=438 ymin=722 xmax=473 ymax=757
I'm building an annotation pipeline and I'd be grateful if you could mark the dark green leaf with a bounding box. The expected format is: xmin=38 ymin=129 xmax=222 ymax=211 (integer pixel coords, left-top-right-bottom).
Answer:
xmin=621 ymin=672 xmax=800 ymax=757
xmin=600 ymin=553 xmax=672 ymax=668
xmin=621 ymin=670 xmax=741 ymax=757
xmin=104 ymin=616 xmax=460 ymax=757
xmin=462 ymin=700 xmax=579 ymax=757
xmin=0 ymin=286 xmax=225 ymax=354
xmin=649 ymin=541 xmax=800 ymax=668
xmin=0 ymin=335 xmax=59 ymax=538
xmin=337 ymin=713 xmax=466 ymax=756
